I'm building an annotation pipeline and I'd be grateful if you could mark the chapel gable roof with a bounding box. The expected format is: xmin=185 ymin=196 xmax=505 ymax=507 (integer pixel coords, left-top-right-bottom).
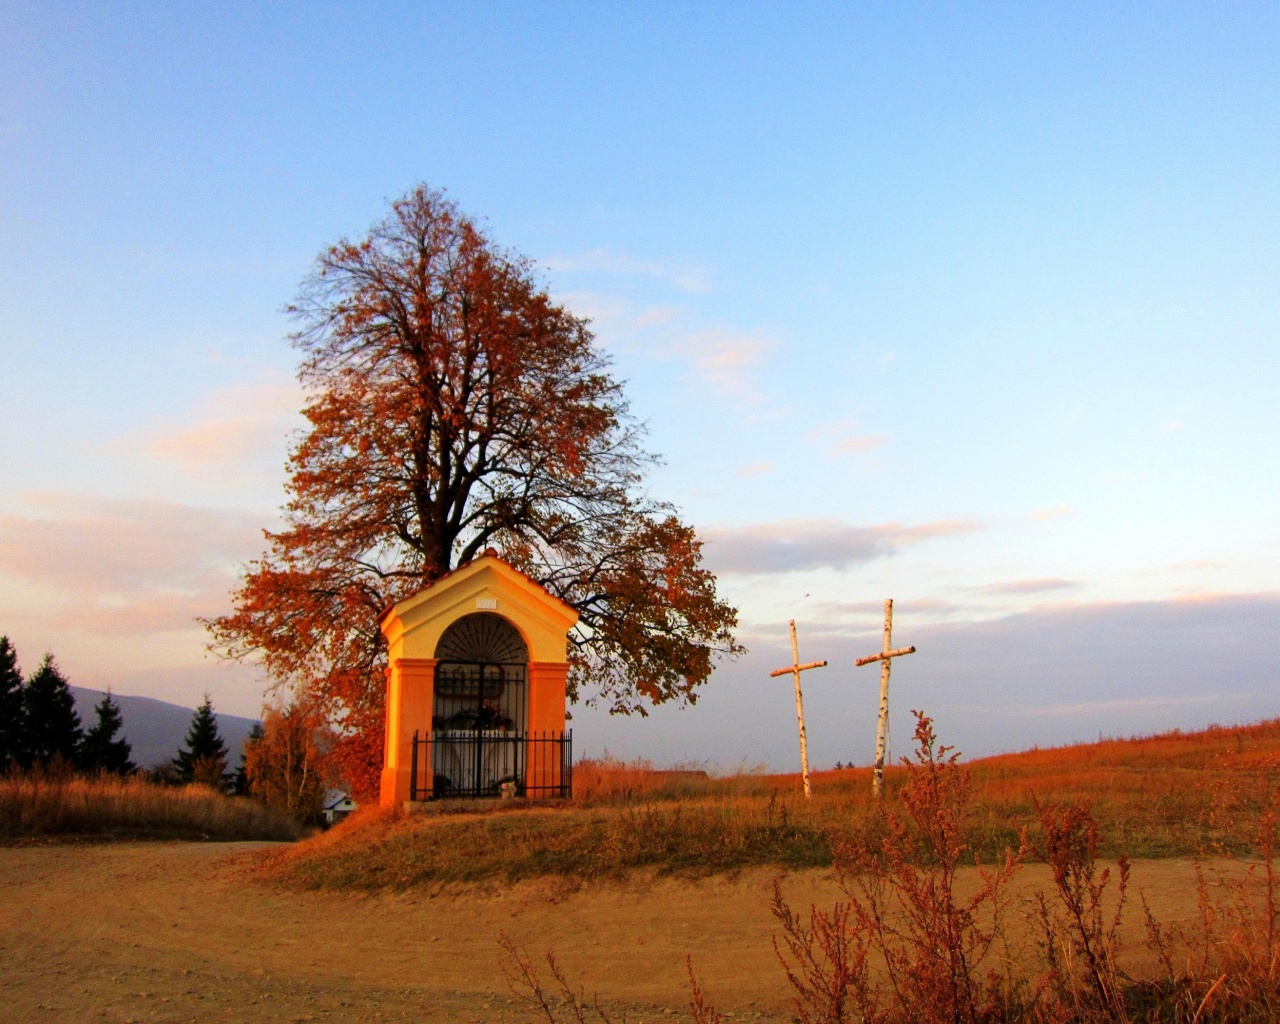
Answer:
xmin=378 ymin=550 xmax=576 ymax=622
xmin=378 ymin=551 xmax=579 ymax=663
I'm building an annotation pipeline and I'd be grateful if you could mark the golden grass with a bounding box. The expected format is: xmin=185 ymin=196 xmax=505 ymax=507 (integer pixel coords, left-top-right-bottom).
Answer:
xmin=498 ymin=717 xmax=1280 ymax=1024
xmin=268 ymin=719 xmax=1280 ymax=891
xmin=0 ymin=774 xmax=302 ymax=842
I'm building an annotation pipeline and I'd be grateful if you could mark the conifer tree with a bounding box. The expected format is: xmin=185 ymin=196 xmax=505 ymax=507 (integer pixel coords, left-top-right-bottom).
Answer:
xmin=172 ymin=695 xmax=229 ymax=789
xmin=23 ymin=654 xmax=83 ymax=771
xmin=80 ymin=691 xmax=136 ymax=776
xmin=232 ymin=721 xmax=264 ymax=795
xmin=0 ymin=636 xmax=24 ymax=771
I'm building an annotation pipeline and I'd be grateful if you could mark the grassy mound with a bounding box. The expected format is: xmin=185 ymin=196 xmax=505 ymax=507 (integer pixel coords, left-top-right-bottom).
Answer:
xmin=267 ymin=797 xmax=831 ymax=889
xmin=0 ymin=774 xmax=301 ymax=842
xmin=269 ymin=718 xmax=1280 ymax=890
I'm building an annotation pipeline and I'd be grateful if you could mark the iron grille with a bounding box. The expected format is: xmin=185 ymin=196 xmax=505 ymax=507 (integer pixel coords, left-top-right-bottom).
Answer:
xmin=409 ymin=730 xmax=573 ymax=800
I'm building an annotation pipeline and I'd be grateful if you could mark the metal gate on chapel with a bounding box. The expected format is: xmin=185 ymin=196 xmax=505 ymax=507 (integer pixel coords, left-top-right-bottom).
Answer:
xmin=409 ymin=612 xmax=571 ymax=799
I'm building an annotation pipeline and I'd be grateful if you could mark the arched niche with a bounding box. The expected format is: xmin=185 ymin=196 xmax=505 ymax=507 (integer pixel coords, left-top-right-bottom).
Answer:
xmin=432 ymin=613 xmax=529 ymax=734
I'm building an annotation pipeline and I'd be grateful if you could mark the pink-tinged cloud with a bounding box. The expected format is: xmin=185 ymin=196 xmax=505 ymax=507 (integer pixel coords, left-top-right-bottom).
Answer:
xmin=893 ymin=520 xmax=981 ymax=544
xmin=0 ymin=495 xmax=266 ymax=634
xmin=803 ymin=418 xmax=891 ymax=458
xmin=130 ymin=378 xmax=305 ymax=475
xmin=977 ymin=577 xmax=1080 ymax=595
xmin=1029 ymin=504 xmax=1074 ymax=521
xmin=567 ymin=293 xmax=777 ymax=405
xmin=673 ymin=327 xmax=776 ymax=399
xmin=830 ymin=434 xmax=890 ymax=456
xmin=810 ymin=597 xmax=966 ymax=621
xmin=1028 ymin=695 xmax=1222 ymax=717
xmin=701 ymin=518 xmax=982 ymax=574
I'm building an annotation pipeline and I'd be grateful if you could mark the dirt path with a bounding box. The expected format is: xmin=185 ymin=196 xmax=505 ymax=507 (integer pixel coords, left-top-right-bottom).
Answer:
xmin=1 ymin=842 xmax=1208 ymax=1023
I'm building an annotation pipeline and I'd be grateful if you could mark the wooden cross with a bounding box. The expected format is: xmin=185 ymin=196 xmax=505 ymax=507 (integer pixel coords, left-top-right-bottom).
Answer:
xmin=855 ymin=599 xmax=917 ymax=798
xmin=769 ymin=620 xmax=827 ymax=799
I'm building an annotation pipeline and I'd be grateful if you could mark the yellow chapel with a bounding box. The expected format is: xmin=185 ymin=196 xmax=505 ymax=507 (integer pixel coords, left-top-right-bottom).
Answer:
xmin=378 ymin=551 xmax=579 ymax=807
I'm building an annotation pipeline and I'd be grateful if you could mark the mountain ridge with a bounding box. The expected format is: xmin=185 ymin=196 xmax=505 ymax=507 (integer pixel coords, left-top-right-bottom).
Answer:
xmin=70 ymin=687 xmax=260 ymax=770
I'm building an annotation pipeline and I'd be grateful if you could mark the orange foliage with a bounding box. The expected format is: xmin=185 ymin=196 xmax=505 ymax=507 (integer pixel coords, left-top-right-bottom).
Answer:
xmin=206 ymin=186 xmax=739 ymax=796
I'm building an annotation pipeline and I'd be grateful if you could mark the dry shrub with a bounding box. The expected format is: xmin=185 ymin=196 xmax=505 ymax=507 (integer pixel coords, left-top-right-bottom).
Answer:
xmin=1027 ymin=783 xmax=1280 ymax=1022
xmin=498 ymin=933 xmax=728 ymax=1024
xmin=485 ymin=717 xmax=1280 ymax=1024
xmin=0 ymin=771 xmax=300 ymax=841
xmin=1031 ymin=803 xmax=1130 ymax=1022
xmin=770 ymin=720 xmax=1280 ymax=1024
xmin=1130 ymin=782 xmax=1280 ymax=1023
xmin=685 ymin=956 xmax=726 ymax=1024
xmin=498 ymin=932 xmax=629 ymax=1023
xmin=770 ymin=880 xmax=877 ymax=1024
xmin=773 ymin=711 xmax=1025 ymax=1024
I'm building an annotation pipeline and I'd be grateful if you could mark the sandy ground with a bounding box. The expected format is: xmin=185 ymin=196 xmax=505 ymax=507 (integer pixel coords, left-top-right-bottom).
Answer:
xmin=1 ymin=842 xmax=1210 ymax=1023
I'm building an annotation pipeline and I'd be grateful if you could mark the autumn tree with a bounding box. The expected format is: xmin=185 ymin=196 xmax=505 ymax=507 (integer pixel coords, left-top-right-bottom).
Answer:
xmin=209 ymin=185 xmax=740 ymax=796
xmin=243 ymin=701 xmax=330 ymax=823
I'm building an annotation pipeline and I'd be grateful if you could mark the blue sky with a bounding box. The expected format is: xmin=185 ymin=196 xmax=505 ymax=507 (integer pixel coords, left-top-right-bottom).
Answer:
xmin=1 ymin=3 xmax=1277 ymax=769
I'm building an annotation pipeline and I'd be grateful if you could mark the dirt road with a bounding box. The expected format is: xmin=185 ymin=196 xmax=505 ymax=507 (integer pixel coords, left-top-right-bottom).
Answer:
xmin=1 ymin=842 xmax=1206 ymax=1023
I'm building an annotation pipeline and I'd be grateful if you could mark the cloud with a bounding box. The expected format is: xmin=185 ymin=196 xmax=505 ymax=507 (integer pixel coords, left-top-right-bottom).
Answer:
xmin=805 ymin=419 xmax=890 ymax=459
xmin=737 ymin=461 xmax=774 ymax=478
xmin=813 ymin=596 xmax=964 ymax=618
xmin=1027 ymin=695 xmax=1230 ymax=717
xmin=570 ymin=592 xmax=1280 ymax=769
xmin=667 ymin=327 xmax=777 ymax=399
xmin=0 ymin=495 xmax=266 ymax=634
xmin=543 ymin=248 xmax=709 ymax=293
xmin=976 ymin=578 xmax=1080 ymax=596
xmin=1028 ymin=504 xmax=1074 ymax=521
xmin=831 ymin=434 xmax=891 ymax=456
xmin=556 ymin=291 xmax=778 ymax=406
xmin=894 ymin=520 xmax=983 ymax=544
xmin=559 ymin=291 xmax=685 ymax=336
xmin=122 ymin=378 xmax=305 ymax=479
xmin=701 ymin=518 xmax=982 ymax=575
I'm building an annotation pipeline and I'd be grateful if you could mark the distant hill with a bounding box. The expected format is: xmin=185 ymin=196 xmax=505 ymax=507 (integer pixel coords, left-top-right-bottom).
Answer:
xmin=70 ymin=687 xmax=260 ymax=770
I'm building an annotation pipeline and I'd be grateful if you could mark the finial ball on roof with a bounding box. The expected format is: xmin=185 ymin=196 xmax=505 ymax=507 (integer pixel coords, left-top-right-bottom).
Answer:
xmin=484 ymin=547 xmax=499 ymax=558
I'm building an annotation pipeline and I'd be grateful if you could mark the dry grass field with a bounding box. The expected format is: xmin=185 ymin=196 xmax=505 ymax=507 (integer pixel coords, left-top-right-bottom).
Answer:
xmin=6 ymin=718 xmax=1280 ymax=1022
xmin=0 ymin=774 xmax=301 ymax=842
xmin=0 ymin=839 xmax=1219 ymax=1024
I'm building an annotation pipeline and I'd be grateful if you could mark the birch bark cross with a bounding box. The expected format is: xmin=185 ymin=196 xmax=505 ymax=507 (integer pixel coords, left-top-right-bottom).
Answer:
xmin=769 ymin=619 xmax=827 ymax=799
xmin=855 ymin=599 xmax=917 ymax=798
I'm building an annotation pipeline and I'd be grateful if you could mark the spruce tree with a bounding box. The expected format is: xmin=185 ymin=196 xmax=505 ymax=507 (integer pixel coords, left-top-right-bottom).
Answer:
xmin=173 ymin=695 xmax=229 ymax=789
xmin=23 ymin=654 xmax=83 ymax=771
xmin=0 ymin=636 xmax=24 ymax=771
xmin=232 ymin=721 xmax=263 ymax=795
xmin=81 ymin=691 xmax=136 ymax=776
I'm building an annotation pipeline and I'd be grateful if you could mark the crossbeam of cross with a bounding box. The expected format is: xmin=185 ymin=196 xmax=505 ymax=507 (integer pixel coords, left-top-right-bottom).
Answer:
xmin=770 ymin=620 xmax=827 ymax=799
xmin=855 ymin=599 xmax=917 ymax=798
